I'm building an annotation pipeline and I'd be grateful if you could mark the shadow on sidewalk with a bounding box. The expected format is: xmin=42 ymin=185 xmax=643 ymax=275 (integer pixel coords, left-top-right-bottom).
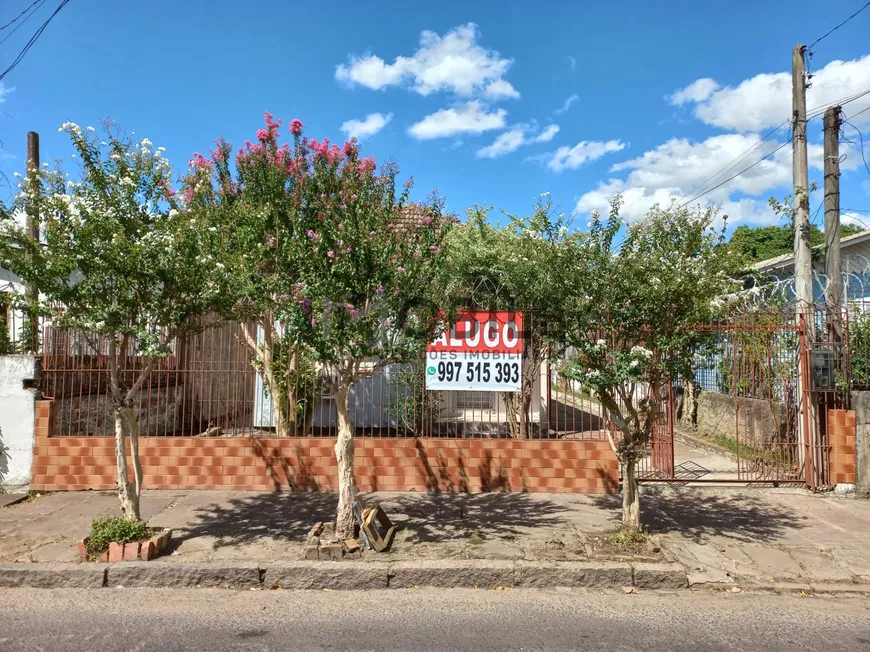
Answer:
xmin=172 ymin=491 xmax=571 ymax=552
xmin=592 ymin=490 xmax=806 ymax=543
xmin=383 ymin=492 xmax=569 ymax=544
xmin=174 ymin=492 xmax=339 ymax=551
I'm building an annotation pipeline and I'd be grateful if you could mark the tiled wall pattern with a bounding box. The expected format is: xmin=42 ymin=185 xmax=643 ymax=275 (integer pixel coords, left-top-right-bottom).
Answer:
xmin=828 ymin=409 xmax=857 ymax=485
xmin=31 ymin=400 xmax=618 ymax=493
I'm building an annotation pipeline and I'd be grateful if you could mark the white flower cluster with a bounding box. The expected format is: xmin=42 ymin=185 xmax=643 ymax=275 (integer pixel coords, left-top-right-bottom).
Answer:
xmin=630 ymin=345 xmax=652 ymax=359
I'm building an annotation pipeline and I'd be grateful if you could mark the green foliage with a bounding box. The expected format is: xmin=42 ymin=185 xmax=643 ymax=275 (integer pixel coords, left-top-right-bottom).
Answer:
xmin=445 ymin=195 xmax=578 ymax=437
xmin=0 ymin=293 xmax=12 ymax=355
xmin=728 ymin=185 xmax=864 ymax=265
xmin=389 ymin=362 xmax=442 ymax=433
xmin=188 ymin=114 xmax=453 ymax=391
xmin=0 ymin=121 xmax=213 ymax=362
xmin=563 ymin=199 xmax=740 ymax=464
xmin=849 ymin=310 xmax=870 ymax=390
xmin=729 ymin=224 xmax=820 ymax=263
xmin=86 ymin=516 xmax=150 ymax=556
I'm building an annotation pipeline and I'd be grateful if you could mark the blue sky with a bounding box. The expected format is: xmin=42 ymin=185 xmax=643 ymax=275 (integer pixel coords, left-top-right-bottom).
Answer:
xmin=1 ymin=0 xmax=869 ymax=232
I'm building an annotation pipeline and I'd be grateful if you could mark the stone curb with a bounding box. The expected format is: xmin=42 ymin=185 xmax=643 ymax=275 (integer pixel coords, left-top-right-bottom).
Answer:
xmin=0 ymin=563 xmax=107 ymax=588
xmin=107 ymin=562 xmax=261 ymax=589
xmin=264 ymin=562 xmax=390 ymax=590
xmin=728 ymin=581 xmax=870 ymax=596
xmin=0 ymin=560 xmax=691 ymax=590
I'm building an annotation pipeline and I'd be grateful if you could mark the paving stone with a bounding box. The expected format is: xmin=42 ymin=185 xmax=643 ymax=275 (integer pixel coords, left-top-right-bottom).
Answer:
xmin=741 ymin=544 xmax=803 ymax=580
xmin=29 ymin=541 xmax=81 ymax=563
xmin=0 ymin=563 xmax=107 ymax=588
xmin=264 ymin=562 xmax=389 ymax=590
xmin=515 ymin=561 xmax=632 ymax=588
xmin=788 ymin=547 xmax=855 ymax=583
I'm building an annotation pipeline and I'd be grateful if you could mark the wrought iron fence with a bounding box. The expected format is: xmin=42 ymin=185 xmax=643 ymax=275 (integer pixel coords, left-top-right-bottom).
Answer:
xmin=39 ymin=314 xmax=613 ymax=441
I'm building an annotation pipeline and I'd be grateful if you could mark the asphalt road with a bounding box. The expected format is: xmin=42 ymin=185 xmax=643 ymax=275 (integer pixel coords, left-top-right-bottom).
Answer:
xmin=1 ymin=588 xmax=869 ymax=651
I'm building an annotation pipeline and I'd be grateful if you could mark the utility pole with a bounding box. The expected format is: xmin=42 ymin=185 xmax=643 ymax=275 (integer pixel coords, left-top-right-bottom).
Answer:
xmin=823 ymin=106 xmax=842 ymax=344
xmin=793 ymin=45 xmax=818 ymax=485
xmin=792 ymin=45 xmax=814 ymax=316
xmin=24 ymin=131 xmax=39 ymax=353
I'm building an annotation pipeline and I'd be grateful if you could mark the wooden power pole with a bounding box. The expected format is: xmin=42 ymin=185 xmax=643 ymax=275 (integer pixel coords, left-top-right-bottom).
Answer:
xmin=824 ymin=106 xmax=842 ymax=344
xmin=25 ymin=131 xmax=40 ymax=353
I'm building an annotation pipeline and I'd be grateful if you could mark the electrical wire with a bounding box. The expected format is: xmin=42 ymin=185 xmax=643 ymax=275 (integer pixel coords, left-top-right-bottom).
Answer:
xmin=842 ymin=118 xmax=870 ymax=179
xmin=676 ymin=88 xmax=870 ymax=210
xmin=677 ymin=139 xmax=792 ymax=209
xmin=807 ymin=1 xmax=870 ymax=52
xmin=0 ymin=0 xmax=44 ymax=31
xmin=0 ymin=0 xmax=69 ymax=82
xmin=0 ymin=0 xmax=45 ymax=46
xmin=675 ymin=119 xmax=791 ymax=207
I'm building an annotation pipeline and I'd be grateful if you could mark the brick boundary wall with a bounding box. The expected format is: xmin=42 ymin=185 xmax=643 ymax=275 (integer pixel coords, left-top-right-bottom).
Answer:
xmin=31 ymin=400 xmax=618 ymax=494
xmin=827 ymin=409 xmax=857 ymax=486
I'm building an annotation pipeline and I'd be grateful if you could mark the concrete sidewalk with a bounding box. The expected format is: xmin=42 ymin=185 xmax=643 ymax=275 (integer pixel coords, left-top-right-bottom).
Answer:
xmin=1 ymin=486 xmax=869 ymax=590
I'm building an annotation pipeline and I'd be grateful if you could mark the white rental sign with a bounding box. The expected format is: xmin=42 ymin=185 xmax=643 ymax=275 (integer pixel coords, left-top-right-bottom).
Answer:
xmin=425 ymin=311 xmax=523 ymax=392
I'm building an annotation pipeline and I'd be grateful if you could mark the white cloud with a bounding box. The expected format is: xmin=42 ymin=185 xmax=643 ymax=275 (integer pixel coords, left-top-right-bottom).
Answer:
xmin=671 ymin=54 xmax=870 ymax=132
xmin=0 ymin=82 xmax=13 ymax=104
xmin=336 ymin=23 xmax=518 ymax=100
xmin=484 ymin=79 xmax=520 ymax=100
xmin=340 ymin=112 xmax=393 ymax=140
xmin=669 ymin=78 xmax=719 ymax=105
xmin=476 ymin=129 xmax=526 ymax=158
xmin=575 ymin=131 xmax=867 ymax=225
xmin=575 ymin=134 xmax=797 ymax=222
xmin=567 ymin=56 xmax=577 ymax=72
xmin=476 ymin=123 xmax=561 ymax=158
xmin=545 ymin=139 xmax=625 ymax=172
xmin=554 ymin=93 xmax=578 ymax=115
xmin=535 ymin=124 xmax=560 ymax=143
xmin=842 ymin=212 xmax=870 ymax=230
xmin=409 ymin=101 xmax=507 ymax=140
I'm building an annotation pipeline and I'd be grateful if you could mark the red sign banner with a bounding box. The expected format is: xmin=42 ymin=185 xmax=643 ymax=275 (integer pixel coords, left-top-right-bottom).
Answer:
xmin=427 ymin=311 xmax=523 ymax=354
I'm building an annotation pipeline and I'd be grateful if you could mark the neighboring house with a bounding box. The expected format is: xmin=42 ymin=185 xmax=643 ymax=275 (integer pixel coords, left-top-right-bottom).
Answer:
xmin=0 ymin=265 xmax=24 ymax=348
xmin=752 ymin=229 xmax=870 ymax=301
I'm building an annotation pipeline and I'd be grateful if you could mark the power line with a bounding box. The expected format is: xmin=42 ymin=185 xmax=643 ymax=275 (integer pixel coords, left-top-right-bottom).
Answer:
xmin=0 ymin=0 xmax=70 ymax=82
xmin=676 ymin=88 xmax=870 ymax=210
xmin=0 ymin=0 xmax=44 ymax=31
xmin=0 ymin=0 xmax=45 ymax=46
xmin=677 ymin=139 xmax=792 ymax=209
xmin=842 ymin=118 xmax=870 ymax=179
xmin=807 ymin=1 xmax=870 ymax=52
xmin=675 ymin=119 xmax=791 ymax=207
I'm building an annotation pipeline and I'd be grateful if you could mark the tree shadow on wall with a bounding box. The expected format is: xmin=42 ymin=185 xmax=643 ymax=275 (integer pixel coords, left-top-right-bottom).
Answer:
xmin=250 ymin=439 xmax=320 ymax=492
xmin=590 ymin=488 xmax=806 ymax=544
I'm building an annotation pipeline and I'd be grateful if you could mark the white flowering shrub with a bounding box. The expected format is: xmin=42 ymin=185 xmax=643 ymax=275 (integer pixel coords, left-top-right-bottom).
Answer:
xmin=563 ymin=198 xmax=741 ymax=528
xmin=0 ymin=121 xmax=212 ymax=520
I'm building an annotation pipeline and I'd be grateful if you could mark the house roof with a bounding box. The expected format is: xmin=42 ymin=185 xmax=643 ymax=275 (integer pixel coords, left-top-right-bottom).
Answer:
xmin=753 ymin=228 xmax=870 ymax=272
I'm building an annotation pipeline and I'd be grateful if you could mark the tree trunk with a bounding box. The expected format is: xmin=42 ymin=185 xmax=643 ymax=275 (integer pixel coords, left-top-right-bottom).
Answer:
xmin=621 ymin=456 xmax=640 ymax=529
xmin=113 ymin=407 xmax=141 ymax=521
xmin=269 ymin=375 xmax=289 ymax=437
xmin=334 ymin=383 xmax=356 ymax=539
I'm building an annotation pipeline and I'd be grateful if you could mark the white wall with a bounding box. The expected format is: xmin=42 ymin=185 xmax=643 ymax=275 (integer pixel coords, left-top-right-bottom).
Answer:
xmin=0 ymin=355 xmax=38 ymax=488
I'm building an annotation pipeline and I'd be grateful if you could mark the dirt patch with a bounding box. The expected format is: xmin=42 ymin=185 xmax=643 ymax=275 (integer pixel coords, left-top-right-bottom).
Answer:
xmin=586 ymin=529 xmax=664 ymax=562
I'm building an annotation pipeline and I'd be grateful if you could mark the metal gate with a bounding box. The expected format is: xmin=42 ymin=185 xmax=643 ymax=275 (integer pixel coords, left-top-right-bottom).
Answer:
xmin=638 ymin=312 xmax=832 ymax=488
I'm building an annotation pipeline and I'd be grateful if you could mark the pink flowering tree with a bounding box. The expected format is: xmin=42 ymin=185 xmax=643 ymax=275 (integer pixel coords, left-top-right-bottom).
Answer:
xmin=184 ymin=114 xmax=315 ymax=437
xmin=187 ymin=116 xmax=452 ymax=536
